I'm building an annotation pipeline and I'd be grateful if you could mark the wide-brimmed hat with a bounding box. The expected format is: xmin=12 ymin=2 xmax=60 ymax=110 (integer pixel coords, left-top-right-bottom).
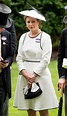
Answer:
xmin=0 ymin=3 xmax=12 ymax=28
xmin=63 ymin=15 xmax=67 ymax=24
xmin=19 ymin=10 xmax=46 ymax=21
xmin=19 ymin=3 xmax=46 ymax=22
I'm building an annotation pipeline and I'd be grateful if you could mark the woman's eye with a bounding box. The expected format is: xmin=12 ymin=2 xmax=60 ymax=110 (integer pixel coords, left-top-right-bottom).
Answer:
xmin=27 ymin=21 xmax=35 ymax=24
xmin=32 ymin=21 xmax=35 ymax=23
xmin=27 ymin=21 xmax=30 ymax=23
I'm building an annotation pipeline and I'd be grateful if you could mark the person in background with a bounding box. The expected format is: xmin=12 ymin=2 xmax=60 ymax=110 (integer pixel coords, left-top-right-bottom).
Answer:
xmin=3 ymin=17 xmax=16 ymax=116
xmin=0 ymin=3 xmax=16 ymax=116
xmin=13 ymin=5 xmax=58 ymax=116
xmin=6 ymin=18 xmax=16 ymax=55
xmin=57 ymin=5 xmax=67 ymax=116
xmin=2 ymin=4 xmax=16 ymax=116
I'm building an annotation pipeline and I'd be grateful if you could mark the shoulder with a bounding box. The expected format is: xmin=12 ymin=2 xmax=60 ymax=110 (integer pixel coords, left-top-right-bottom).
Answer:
xmin=3 ymin=29 xmax=11 ymax=35
xmin=19 ymin=32 xmax=29 ymax=42
xmin=61 ymin=28 xmax=67 ymax=34
xmin=42 ymin=31 xmax=51 ymax=38
xmin=41 ymin=31 xmax=51 ymax=42
xmin=20 ymin=32 xmax=28 ymax=38
xmin=60 ymin=28 xmax=67 ymax=41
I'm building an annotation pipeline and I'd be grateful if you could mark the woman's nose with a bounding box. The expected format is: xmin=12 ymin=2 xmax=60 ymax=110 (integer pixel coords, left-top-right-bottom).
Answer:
xmin=29 ymin=22 xmax=32 ymax=25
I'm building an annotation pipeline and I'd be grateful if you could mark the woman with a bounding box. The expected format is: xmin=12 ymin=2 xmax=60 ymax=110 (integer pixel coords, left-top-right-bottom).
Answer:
xmin=14 ymin=8 xmax=58 ymax=116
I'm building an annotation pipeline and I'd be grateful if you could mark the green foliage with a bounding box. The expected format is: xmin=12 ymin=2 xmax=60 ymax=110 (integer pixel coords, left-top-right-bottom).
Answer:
xmin=0 ymin=0 xmax=67 ymax=50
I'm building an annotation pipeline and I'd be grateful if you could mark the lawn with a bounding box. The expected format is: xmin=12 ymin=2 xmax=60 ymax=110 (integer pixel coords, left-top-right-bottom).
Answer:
xmin=9 ymin=60 xmax=65 ymax=116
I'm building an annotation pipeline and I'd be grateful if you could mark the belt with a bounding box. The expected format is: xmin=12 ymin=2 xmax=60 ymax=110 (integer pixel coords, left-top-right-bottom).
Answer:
xmin=24 ymin=60 xmax=40 ymax=62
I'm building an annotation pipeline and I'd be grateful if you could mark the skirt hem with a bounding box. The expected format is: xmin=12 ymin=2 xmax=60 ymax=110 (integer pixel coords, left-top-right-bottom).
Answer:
xmin=13 ymin=106 xmax=58 ymax=111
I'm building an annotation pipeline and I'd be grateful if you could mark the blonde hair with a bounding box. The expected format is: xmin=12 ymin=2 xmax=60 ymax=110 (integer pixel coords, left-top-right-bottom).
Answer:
xmin=24 ymin=16 xmax=28 ymax=20
xmin=24 ymin=16 xmax=42 ymax=25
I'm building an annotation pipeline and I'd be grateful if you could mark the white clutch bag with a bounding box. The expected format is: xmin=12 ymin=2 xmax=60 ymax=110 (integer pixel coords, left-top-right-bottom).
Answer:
xmin=62 ymin=58 xmax=67 ymax=68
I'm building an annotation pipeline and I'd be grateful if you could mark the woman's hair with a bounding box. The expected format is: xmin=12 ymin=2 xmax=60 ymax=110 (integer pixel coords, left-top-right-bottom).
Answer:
xmin=24 ymin=16 xmax=28 ymax=20
xmin=24 ymin=16 xmax=42 ymax=25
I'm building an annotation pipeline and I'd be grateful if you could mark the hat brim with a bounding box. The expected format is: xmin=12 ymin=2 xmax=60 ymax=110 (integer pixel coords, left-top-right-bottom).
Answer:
xmin=0 ymin=18 xmax=12 ymax=28
xmin=0 ymin=3 xmax=11 ymax=14
xmin=19 ymin=10 xmax=46 ymax=21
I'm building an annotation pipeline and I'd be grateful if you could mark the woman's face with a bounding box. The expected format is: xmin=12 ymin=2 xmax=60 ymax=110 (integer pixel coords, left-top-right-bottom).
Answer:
xmin=25 ymin=17 xmax=40 ymax=31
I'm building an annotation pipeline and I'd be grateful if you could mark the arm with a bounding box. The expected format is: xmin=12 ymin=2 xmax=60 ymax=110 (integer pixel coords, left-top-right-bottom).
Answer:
xmin=57 ymin=30 xmax=66 ymax=90
xmin=33 ymin=33 xmax=52 ymax=76
xmin=6 ymin=19 xmax=17 ymax=55
xmin=0 ymin=31 xmax=14 ymax=69
xmin=16 ymin=34 xmax=36 ymax=86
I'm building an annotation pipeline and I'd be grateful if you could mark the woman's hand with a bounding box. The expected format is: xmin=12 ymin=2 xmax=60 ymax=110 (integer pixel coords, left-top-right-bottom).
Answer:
xmin=21 ymin=70 xmax=37 ymax=87
xmin=28 ymin=73 xmax=38 ymax=87
xmin=21 ymin=69 xmax=31 ymax=80
xmin=21 ymin=70 xmax=35 ymax=82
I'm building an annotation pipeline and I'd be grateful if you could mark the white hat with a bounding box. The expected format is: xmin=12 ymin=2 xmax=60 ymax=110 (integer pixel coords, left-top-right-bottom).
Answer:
xmin=19 ymin=10 xmax=46 ymax=21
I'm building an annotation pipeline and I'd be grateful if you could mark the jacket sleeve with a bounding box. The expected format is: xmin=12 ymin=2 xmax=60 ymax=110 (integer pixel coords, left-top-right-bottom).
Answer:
xmin=6 ymin=19 xmax=17 ymax=55
xmin=1 ymin=30 xmax=15 ymax=66
xmin=16 ymin=34 xmax=26 ymax=72
xmin=6 ymin=32 xmax=14 ymax=66
xmin=33 ymin=33 xmax=52 ymax=76
xmin=57 ymin=30 xmax=65 ymax=78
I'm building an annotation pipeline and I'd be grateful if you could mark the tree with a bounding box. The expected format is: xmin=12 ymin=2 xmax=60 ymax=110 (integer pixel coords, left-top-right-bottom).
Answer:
xmin=0 ymin=0 xmax=67 ymax=50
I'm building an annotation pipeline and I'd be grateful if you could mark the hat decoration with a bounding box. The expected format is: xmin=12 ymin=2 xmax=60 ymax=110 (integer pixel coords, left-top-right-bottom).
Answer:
xmin=19 ymin=3 xmax=46 ymax=21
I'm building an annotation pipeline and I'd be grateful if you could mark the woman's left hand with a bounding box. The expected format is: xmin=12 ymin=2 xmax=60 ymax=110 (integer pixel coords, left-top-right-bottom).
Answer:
xmin=28 ymin=73 xmax=38 ymax=84
xmin=27 ymin=74 xmax=37 ymax=88
xmin=28 ymin=75 xmax=35 ymax=84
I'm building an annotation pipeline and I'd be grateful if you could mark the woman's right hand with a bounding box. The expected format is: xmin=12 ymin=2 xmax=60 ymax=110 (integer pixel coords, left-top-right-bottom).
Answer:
xmin=21 ymin=69 xmax=35 ymax=86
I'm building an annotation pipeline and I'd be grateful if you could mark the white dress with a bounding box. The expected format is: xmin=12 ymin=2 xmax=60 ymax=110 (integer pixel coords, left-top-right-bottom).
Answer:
xmin=13 ymin=31 xmax=58 ymax=111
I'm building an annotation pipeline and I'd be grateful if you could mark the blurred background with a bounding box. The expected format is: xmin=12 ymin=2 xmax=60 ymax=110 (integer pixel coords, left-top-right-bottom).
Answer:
xmin=0 ymin=0 xmax=67 ymax=60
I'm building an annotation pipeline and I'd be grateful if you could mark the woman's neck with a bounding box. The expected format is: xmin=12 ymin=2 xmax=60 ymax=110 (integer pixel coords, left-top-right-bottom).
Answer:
xmin=29 ymin=29 xmax=41 ymax=38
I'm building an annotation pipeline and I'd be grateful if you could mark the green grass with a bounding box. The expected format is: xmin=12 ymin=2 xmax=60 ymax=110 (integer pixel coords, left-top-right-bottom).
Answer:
xmin=9 ymin=60 xmax=65 ymax=116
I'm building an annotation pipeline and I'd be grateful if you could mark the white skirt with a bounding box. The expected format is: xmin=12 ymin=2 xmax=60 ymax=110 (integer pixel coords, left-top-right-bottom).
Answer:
xmin=13 ymin=62 xmax=58 ymax=111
